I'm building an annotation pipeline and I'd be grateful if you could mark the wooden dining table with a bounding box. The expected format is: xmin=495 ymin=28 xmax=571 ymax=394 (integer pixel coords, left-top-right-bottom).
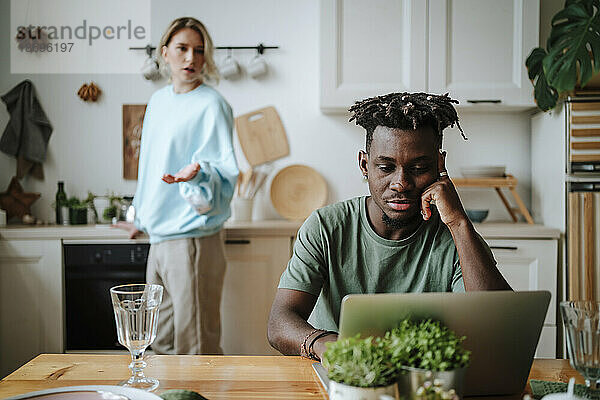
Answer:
xmin=0 ymin=354 xmax=583 ymax=399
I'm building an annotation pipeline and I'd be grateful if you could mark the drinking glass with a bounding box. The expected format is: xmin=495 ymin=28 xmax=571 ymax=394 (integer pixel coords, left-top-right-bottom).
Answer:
xmin=110 ymin=283 xmax=163 ymax=391
xmin=561 ymin=301 xmax=600 ymax=391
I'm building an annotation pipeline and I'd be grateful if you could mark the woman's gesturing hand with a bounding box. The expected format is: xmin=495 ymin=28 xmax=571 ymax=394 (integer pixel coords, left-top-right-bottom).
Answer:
xmin=162 ymin=162 xmax=201 ymax=184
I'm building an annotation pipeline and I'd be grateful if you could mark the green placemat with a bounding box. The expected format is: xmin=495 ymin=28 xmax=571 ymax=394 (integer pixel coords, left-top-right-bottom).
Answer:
xmin=530 ymin=380 xmax=600 ymax=399
xmin=160 ymin=389 xmax=209 ymax=400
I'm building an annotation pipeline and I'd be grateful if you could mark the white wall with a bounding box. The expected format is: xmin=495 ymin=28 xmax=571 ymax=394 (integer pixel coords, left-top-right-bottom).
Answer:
xmin=0 ymin=0 xmax=535 ymax=224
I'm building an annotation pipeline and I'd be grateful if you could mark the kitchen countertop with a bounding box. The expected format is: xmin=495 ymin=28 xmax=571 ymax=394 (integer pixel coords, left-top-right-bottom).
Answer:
xmin=472 ymin=222 xmax=560 ymax=239
xmin=0 ymin=220 xmax=560 ymax=241
xmin=0 ymin=219 xmax=304 ymax=241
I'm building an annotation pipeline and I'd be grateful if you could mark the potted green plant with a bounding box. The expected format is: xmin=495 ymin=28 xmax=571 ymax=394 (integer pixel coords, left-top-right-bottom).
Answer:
xmin=66 ymin=196 xmax=89 ymax=225
xmin=388 ymin=319 xmax=470 ymax=400
xmin=84 ymin=192 xmax=100 ymax=223
xmin=322 ymin=334 xmax=399 ymax=400
xmin=526 ymin=0 xmax=600 ymax=111
xmin=102 ymin=194 xmax=122 ymax=223
xmin=87 ymin=193 xmax=116 ymax=224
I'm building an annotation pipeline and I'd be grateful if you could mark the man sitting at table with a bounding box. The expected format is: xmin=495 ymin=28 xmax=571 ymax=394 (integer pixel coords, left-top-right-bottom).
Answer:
xmin=267 ymin=92 xmax=512 ymax=362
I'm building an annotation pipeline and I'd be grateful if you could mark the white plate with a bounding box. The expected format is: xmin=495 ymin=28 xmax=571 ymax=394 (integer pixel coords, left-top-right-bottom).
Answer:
xmin=5 ymin=385 xmax=162 ymax=400
xmin=460 ymin=165 xmax=506 ymax=178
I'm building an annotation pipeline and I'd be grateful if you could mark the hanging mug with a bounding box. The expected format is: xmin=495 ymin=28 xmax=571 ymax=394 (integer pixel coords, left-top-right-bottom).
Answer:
xmin=141 ymin=55 xmax=161 ymax=81
xmin=219 ymin=55 xmax=241 ymax=80
xmin=247 ymin=54 xmax=268 ymax=79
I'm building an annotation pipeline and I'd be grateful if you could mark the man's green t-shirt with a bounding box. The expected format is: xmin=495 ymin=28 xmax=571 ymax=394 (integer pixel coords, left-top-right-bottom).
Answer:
xmin=278 ymin=196 xmax=467 ymax=332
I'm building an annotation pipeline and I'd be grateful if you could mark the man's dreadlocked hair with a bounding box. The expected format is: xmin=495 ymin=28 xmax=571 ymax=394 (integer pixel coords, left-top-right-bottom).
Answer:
xmin=348 ymin=92 xmax=466 ymax=152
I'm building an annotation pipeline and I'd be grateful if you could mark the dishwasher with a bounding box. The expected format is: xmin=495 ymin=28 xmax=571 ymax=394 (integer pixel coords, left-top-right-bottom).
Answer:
xmin=64 ymin=242 xmax=150 ymax=351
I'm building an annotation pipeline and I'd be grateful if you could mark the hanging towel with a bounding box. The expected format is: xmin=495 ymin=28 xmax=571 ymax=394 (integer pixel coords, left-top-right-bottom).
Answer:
xmin=0 ymin=79 xmax=53 ymax=179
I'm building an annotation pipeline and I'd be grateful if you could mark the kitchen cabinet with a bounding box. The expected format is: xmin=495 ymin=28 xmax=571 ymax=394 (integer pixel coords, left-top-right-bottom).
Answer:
xmin=486 ymin=238 xmax=558 ymax=358
xmin=319 ymin=0 xmax=539 ymax=112
xmin=0 ymin=240 xmax=63 ymax=378
xmin=220 ymin=236 xmax=293 ymax=355
xmin=319 ymin=0 xmax=427 ymax=112
xmin=428 ymin=0 xmax=539 ymax=107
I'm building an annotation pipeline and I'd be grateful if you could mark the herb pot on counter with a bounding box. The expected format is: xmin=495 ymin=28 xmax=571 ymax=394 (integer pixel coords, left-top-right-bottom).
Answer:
xmin=329 ymin=381 xmax=398 ymax=400
xmin=69 ymin=207 xmax=88 ymax=225
xmin=397 ymin=366 xmax=465 ymax=400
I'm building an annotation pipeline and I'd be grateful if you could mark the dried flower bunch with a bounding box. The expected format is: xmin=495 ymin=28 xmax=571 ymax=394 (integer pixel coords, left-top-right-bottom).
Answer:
xmin=77 ymin=82 xmax=101 ymax=102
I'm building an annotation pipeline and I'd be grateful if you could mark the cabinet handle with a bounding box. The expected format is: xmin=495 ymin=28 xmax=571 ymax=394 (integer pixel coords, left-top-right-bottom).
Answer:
xmin=467 ymin=99 xmax=502 ymax=104
xmin=489 ymin=246 xmax=518 ymax=251
xmin=225 ymin=239 xmax=251 ymax=245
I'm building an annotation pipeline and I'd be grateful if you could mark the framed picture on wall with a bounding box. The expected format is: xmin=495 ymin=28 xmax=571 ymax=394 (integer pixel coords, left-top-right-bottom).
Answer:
xmin=122 ymin=104 xmax=147 ymax=180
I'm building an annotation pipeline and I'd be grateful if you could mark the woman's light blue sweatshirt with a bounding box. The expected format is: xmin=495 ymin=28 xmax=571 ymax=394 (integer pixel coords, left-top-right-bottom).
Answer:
xmin=132 ymin=83 xmax=239 ymax=244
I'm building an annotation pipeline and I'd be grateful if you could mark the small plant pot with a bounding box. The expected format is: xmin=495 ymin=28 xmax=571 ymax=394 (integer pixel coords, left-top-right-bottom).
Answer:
xmin=69 ymin=208 xmax=88 ymax=225
xmin=397 ymin=366 xmax=466 ymax=400
xmin=329 ymin=381 xmax=399 ymax=400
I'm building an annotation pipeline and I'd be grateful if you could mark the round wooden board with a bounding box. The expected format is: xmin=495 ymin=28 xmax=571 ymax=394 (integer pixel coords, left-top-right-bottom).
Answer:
xmin=270 ymin=165 xmax=327 ymax=221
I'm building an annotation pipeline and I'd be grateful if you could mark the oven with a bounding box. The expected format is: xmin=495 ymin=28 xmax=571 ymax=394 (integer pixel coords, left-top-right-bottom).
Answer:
xmin=64 ymin=242 xmax=149 ymax=351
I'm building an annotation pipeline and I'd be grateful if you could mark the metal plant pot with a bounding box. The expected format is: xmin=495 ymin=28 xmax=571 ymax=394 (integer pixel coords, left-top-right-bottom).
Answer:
xmin=329 ymin=381 xmax=399 ymax=400
xmin=397 ymin=366 xmax=466 ymax=400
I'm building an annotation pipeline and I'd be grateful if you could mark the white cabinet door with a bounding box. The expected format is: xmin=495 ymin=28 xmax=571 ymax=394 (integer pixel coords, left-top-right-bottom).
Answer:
xmin=486 ymin=239 xmax=558 ymax=358
xmin=428 ymin=0 xmax=539 ymax=106
xmin=320 ymin=0 xmax=427 ymax=112
xmin=0 ymin=240 xmax=62 ymax=378
xmin=486 ymin=239 xmax=557 ymax=325
xmin=220 ymin=236 xmax=292 ymax=355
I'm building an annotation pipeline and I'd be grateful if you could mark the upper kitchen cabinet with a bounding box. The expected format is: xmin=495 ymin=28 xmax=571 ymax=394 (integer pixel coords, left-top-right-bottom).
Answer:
xmin=320 ymin=0 xmax=427 ymax=113
xmin=320 ymin=0 xmax=540 ymax=112
xmin=428 ymin=0 xmax=539 ymax=108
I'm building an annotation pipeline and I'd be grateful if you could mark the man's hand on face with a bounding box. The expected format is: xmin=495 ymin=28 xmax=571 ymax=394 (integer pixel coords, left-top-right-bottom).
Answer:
xmin=420 ymin=150 xmax=469 ymax=228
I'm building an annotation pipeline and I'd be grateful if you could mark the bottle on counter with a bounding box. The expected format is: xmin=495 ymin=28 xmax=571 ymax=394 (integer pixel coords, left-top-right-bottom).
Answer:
xmin=55 ymin=181 xmax=68 ymax=225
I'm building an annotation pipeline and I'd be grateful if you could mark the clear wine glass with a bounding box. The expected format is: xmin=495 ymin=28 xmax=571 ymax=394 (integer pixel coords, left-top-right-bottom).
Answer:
xmin=561 ymin=301 xmax=600 ymax=392
xmin=110 ymin=283 xmax=163 ymax=391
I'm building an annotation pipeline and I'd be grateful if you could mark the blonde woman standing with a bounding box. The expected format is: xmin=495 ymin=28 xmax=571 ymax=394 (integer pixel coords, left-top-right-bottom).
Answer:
xmin=115 ymin=17 xmax=238 ymax=355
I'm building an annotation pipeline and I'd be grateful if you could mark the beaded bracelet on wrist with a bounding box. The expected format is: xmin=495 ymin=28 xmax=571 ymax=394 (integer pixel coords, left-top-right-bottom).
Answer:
xmin=300 ymin=329 xmax=319 ymax=358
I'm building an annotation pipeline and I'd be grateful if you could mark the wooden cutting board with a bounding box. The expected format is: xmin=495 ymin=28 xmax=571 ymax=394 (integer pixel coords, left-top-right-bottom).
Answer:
xmin=235 ymin=106 xmax=289 ymax=166
xmin=270 ymin=164 xmax=327 ymax=221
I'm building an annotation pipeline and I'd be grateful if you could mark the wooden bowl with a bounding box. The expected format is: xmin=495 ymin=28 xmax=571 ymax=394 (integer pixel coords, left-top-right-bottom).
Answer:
xmin=270 ymin=165 xmax=327 ymax=221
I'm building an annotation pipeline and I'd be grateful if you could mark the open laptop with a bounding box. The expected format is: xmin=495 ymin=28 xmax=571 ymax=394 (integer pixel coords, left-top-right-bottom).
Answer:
xmin=312 ymin=291 xmax=550 ymax=396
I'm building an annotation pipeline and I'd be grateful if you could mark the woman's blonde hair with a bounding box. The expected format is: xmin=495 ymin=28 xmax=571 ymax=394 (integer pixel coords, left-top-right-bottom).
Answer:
xmin=158 ymin=17 xmax=220 ymax=84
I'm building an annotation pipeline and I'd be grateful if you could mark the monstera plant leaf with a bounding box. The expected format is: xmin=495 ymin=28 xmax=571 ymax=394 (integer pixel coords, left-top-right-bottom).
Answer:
xmin=526 ymin=47 xmax=559 ymax=111
xmin=526 ymin=0 xmax=600 ymax=111
xmin=545 ymin=0 xmax=600 ymax=90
